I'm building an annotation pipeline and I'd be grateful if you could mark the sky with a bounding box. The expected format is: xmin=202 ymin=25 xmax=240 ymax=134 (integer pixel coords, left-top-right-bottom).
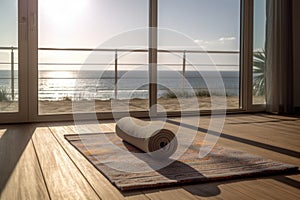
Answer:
xmin=38 ymin=0 xmax=241 ymax=50
xmin=0 ymin=0 xmax=266 ymax=71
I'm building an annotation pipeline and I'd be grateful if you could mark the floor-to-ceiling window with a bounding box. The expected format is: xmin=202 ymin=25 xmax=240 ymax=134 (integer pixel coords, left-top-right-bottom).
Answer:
xmin=0 ymin=0 xmax=265 ymax=123
xmin=38 ymin=0 xmax=149 ymax=115
xmin=0 ymin=0 xmax=18 ymax=113
xmin=157 ymin=0 xmax=241 ymax=112
xmin=0 ymin=0 xmax=28 ymax=123
xmin=37 ymin=0 xmax=241 ymax=116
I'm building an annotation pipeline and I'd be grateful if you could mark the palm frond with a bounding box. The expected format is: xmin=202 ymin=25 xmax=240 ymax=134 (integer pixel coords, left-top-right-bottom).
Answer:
xmin=253 ymin=49 xmax=265 ymax=96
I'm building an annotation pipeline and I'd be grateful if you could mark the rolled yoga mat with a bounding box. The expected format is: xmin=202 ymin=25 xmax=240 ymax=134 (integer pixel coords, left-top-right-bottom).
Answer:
xmin=115 ymin=117 xmax=178 ymax=159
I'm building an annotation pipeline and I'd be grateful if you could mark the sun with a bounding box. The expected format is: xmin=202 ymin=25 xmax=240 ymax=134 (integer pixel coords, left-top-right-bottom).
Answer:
xmin=40 ymin=0 xmax=87 ymax=23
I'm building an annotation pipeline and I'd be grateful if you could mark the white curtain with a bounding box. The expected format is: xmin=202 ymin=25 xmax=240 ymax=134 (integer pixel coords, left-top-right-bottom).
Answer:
xmin=265 ymin=0 xmax=294 ymax=113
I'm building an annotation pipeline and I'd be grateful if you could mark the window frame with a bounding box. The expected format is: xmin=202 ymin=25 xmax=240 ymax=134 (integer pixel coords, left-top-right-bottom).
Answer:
xmin=0 ymin=0 xmax=265 ymax=123
xmin=0 ymin=0 xmax=29 ymax=123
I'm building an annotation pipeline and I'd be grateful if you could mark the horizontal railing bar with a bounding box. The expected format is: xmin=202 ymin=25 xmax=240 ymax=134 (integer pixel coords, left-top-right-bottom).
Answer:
xmin=158 ymin=50 xmax=239 ymax=54
xmin=0 ymin=62 xmax=18 ymax=65
xmin=0 ymin=78 xmax=18 ymax=79
xmin=0 ymin=47 xmax=18 ymax=50
xmin=39 ymin=48 xmax=240 ymax=54
xmin=0 ymin=46 xmax=240 ymax=54
xmin=39 ymin=47 xmax=148 ymax=53
xmin=38 ymin=63 xmax=146 ymax=66
xmin=38 ymin=76 xmax=239 ymax=80
xmin=37 ymin=63 xmax=239 ymax=66
xmin=0 ymin=46 xmax=264 ymax=54
xmin=155 ymin=64 xmax=239 ymax=66
xmin=39 ymin=88 xmax=238 ymax=91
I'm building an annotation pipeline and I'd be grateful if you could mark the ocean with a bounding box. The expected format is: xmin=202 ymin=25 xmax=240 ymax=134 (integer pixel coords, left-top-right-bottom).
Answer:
xmin=0 ymin=70 xmax=239 ymax=101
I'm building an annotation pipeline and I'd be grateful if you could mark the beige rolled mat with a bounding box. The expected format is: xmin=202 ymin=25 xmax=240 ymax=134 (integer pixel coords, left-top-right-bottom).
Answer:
xmin=115 ymin=117 xmax=178 ymax=159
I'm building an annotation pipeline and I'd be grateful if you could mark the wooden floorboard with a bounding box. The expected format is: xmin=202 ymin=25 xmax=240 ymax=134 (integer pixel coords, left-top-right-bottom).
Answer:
xmin=0 ymin=114 xmax=299 ymax=200
xmin=259 ymin=178 xmax=300 ymax=198
xmin=48 ymin=125 xmax=127 ymax=200
xmin=32 ymin=127 xmax=100 ymax=199
xmin=144 ymin=187 xmax=201 ymax=200
xmin=237 ymin=178 xmax=298 ymax=200
xmin=0 ymin=125 xmax=50 ymax=200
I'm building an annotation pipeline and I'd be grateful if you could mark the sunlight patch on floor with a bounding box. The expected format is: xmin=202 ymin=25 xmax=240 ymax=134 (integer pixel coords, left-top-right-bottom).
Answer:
xmin=0 ymin=129 xmax=7 ymax=138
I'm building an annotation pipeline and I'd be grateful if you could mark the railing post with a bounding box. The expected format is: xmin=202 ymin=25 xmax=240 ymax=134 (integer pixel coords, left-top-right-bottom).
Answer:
xmin=114 ymin=49 xmax=118 ymax=99
xmin=11 ymin=47 xmax=15 ymax=101
xmin=181 ymin=51 xmax=186 ymax=97
xmin=149 ymin=0 xmax=158 ymax=115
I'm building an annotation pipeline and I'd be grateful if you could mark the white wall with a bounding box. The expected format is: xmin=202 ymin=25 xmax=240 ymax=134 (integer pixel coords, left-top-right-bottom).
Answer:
xmin=293 ymin=0 xmax=300 ymax=107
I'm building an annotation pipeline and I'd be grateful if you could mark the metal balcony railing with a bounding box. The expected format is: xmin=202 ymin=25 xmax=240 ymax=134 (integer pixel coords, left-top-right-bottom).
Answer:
xmin=0 ymin=46 xmax=239 ymax=101
xmin=0 ymin=47 xmax=18 ymax=100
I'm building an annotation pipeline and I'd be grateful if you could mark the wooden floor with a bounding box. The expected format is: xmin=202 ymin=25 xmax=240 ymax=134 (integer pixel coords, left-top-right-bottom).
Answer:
xmin=0 ymin=113 xmax=300 ymax=200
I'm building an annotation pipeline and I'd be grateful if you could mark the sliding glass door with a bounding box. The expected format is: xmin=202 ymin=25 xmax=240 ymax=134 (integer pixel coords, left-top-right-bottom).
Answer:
xmin=157 ymin=0 xmax=241 ymax=112
xmin=0 ymin=0 xmax=264 ymax=123
xmin=38 ymin=0 xmax=149 ymax=115
xmin=0 ymin=0 xmax=28 ymax=122
xmin=0 ymin=0 xmax=19 ymax=113
xmin=36 ymin=0 xmax=242 ymax=117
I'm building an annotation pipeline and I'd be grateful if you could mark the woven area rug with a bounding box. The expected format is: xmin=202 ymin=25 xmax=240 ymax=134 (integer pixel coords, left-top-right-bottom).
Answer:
xmin=65 ymin=132 xmax=298 ymax=191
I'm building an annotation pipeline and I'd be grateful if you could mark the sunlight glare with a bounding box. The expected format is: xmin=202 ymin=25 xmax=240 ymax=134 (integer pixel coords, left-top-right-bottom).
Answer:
xmin=47 ymin=71 xmax=74 ymax=79
xmin=41 ymin=0 xmax=87 ymax=22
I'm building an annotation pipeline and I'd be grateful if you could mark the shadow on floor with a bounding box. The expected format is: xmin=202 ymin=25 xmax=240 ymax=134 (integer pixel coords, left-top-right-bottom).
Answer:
xmin=0 ymin=124 xmax=36 ymax=193
xmin=273 ymin=174 xmax=300 ymax=189
xmin=130 ymin=171 xmax=300 ymax=198
xmin=227 ymin=114 xmax=300 ymax=125
xmin=166 ymin=119 xmax=300 ymax=159
xmin=184 ymin=171 xmax=300 ymax=197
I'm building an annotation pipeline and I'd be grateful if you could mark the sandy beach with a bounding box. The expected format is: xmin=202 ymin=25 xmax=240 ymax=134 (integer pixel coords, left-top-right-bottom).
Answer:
xmin=0 ymin=96 xmax=265 ymax=114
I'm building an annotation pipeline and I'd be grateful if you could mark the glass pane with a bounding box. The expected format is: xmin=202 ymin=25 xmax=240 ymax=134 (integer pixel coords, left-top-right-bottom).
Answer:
xmin=253 ymin=0 xmax=266 ymax=104
xmin=38 ymin=0 xmax=148 ymax=114
xmin=0 ymin=0 xmax=18 ymax=112
xmin=158 ymin=0 xmax=240 ymax=111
